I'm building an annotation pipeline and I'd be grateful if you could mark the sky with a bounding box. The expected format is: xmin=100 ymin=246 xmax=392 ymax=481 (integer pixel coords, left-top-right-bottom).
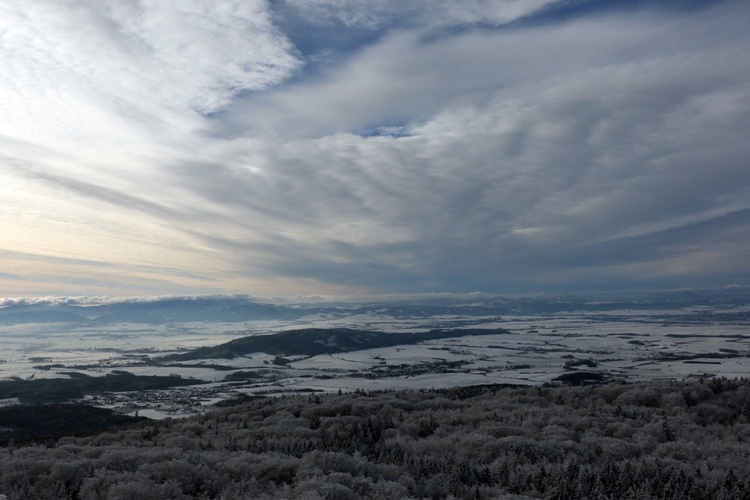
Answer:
xmin=1 ymin=0 xmax=749 ymax=299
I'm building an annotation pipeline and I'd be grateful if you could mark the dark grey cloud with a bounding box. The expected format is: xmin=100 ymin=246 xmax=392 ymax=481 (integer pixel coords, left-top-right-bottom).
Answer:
xmin=179 ymin=0 xmax=750 ymax=293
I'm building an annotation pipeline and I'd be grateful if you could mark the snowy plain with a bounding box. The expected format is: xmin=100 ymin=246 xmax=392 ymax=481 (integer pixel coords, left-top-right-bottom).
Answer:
xmin=1 ymin=299 xmax=749 ymax=418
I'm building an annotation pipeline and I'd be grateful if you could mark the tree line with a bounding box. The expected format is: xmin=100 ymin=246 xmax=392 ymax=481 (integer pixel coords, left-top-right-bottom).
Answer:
xmin=1 ymin=377 xmax=749 ymax=498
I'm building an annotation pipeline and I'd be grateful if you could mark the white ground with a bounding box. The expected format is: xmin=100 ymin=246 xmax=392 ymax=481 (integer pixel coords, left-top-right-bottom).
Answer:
xmin=1 ymin=309 xmax=748 ymax=417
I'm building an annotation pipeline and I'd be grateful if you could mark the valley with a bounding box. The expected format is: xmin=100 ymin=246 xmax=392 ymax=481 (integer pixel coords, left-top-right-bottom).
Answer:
xmin=1 ymin=293 xmax=748 ymax=419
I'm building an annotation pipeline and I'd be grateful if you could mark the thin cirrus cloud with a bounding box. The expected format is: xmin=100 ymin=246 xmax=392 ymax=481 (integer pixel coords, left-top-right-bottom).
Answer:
xmin=0 ymin=0 xmax=749 ymax=298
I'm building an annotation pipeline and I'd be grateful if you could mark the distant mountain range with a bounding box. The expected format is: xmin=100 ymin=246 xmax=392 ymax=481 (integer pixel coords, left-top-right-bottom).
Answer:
xmin=1 ymin=287 xmax=749 ymax=325
xmin=0 ymin=296 xmax=311 ymax=325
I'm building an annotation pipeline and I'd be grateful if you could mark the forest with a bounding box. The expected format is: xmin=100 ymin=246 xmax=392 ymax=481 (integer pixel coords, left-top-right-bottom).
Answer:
xmin=1 ymin=377 xmax=750 ymax=499
xmin=160 ymin=328 xmax=505 ymax=361
xmin=0 ymin=372 xmax=198 ymax=405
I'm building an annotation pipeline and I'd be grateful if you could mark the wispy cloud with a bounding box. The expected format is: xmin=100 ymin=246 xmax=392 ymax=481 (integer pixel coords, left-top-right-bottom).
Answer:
xmin=1 ymin=0 xmax=748 ymax=297
xmin=278 ymin=0 xmax=560 ymax=29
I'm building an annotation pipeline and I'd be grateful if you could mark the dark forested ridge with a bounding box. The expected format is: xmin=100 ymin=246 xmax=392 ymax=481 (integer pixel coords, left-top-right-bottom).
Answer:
xmin=161 ymin=327 xmax=506 ymax=361
xmin=0 ymin=404 xmax=146 ymax=445
xmin=0 ymin=372 xmax=200 ymax=405
xmin=2 ymin=377 xmax=750 ymax=499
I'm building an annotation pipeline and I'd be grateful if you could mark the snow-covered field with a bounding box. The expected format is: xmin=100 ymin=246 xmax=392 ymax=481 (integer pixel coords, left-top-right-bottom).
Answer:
xmin=1 ymin=307 xmax=748 ymax=417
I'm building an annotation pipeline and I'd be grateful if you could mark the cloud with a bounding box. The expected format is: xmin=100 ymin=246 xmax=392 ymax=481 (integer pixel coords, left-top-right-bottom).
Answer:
xmin=224 ymin=1 xmax=723 ymax=139
xmin=185 ymin=1 xmax=750 ymax=292
xmin=0 ymin=293 xmax=260 ymax=309
xmin=278 ymin=0 xmax=560 ymax=29
xmin=2 ymin=0 xmax=299 ymax=113
xmin=1 ymin=0 xmax=749 ymax=296
xmin=0 ymin=0 xmax=300 ymax=159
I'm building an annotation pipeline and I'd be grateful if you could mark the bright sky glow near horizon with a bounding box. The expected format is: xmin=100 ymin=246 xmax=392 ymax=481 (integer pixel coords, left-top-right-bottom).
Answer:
xmin=1 ymin=0 xmax=750 ymax=299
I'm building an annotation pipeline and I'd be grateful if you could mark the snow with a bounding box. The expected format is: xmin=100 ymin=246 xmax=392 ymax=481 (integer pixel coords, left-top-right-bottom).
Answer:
xmin=0 ymin=307 xmax=748 ymax=415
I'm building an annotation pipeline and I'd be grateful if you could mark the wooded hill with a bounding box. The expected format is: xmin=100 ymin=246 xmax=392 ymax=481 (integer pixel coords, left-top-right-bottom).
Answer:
xmin=1 ymin=377 xmax=749 ymax=499
xmin=160 ymin=328 xmax=506 ymax=361
xmin=0 ymin=404 xmax=145 ymax=444
xmin=0 ymin=372 xmax=198 ymax=405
